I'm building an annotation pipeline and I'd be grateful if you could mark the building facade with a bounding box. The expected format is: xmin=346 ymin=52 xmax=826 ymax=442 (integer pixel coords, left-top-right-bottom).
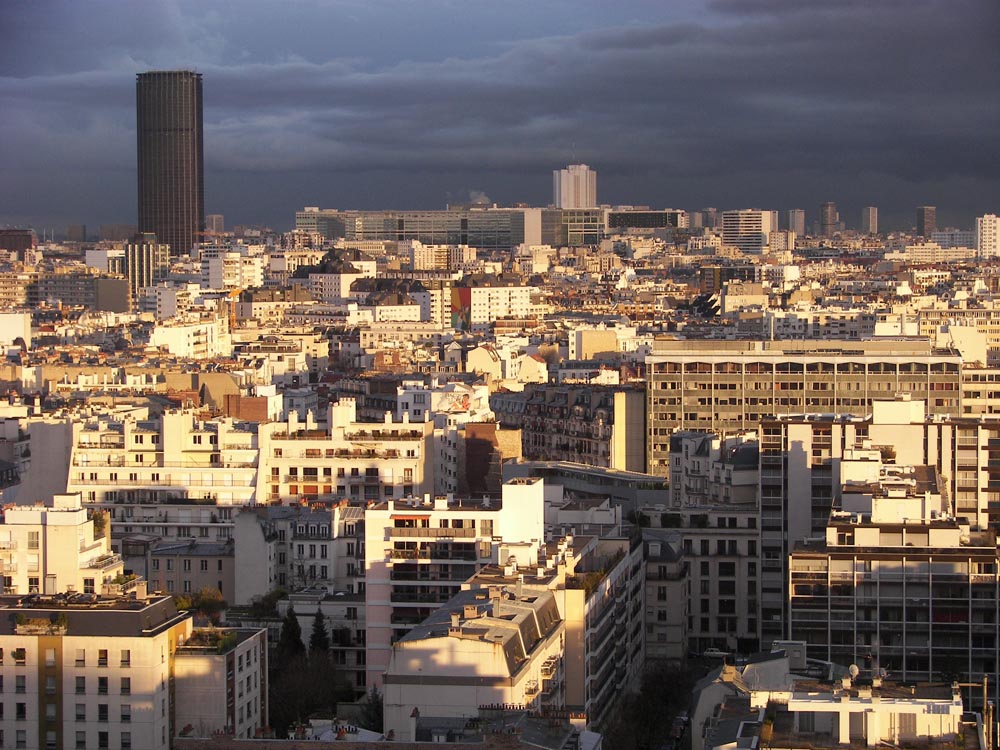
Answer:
xmin=136 ymin=71 xmax=204 ymax=256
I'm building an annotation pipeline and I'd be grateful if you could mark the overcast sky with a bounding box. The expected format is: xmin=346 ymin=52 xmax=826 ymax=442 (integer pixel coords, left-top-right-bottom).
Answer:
xmin=1 ymin=0 xmax=997 ymax=234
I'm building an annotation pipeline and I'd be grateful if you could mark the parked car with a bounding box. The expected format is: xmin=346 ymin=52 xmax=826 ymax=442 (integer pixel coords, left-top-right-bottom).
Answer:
xmin=702 ymin=647 xmax=730 ymax=659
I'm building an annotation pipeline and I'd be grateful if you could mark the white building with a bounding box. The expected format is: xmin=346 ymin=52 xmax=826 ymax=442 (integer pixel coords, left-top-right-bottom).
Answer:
xmin=721 ymin=209 xmax=778 ymax=254
xmin=553 ymin=164 xmax=597 ymax=209
xmin=0 ymin=492 xmax=123 ymax=595
xmin=363 ymin=478 xmax=547 ymax=689
xmin=976 ymin=213 xmax=999 ymax=258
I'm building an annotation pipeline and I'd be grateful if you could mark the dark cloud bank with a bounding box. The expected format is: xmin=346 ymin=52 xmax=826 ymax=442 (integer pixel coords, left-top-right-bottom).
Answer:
xmin=1 ymin=0 xmax=997 ymax=232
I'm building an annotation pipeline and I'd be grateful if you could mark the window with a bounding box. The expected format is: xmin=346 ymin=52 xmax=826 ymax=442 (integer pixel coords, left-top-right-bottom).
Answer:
xmin=28 ymin=531 xmax=39 ymax=550
xmin=45 ymin=648 xmax=56 ymax=667
xmin=46 ymin=676 xmax=56 ymax=695
xmin=120 ymin=650 xmax=131 ymax=667
xmin=76 ymin=676 xmax=86 ymax=694
xmin=200 ymin=560 xmax=208 ymax=571
xmin=15 ymin=675 xmax=25 ymax=693
xmin=121 ymin=704 xmax=131 ymax=723
xmin=152 ymin=559 xmax=160 ymax=571
xmin=98 ymin=649 xmax=108 ymax=667
xmin=46 ymin=703 xmax=56 ymax=720
xmin=28 ymin=577 xmax=39 ymax=593
xmin=13 ymin=648 xmax=25 ymax=665
xmin=98 ymin=704 xmax=108 ymax=722
xmin=76 ymin=731 xmax=87 ymax=750
xmin=75 ymin=648 xmax=86 ymax=666
xmin=76 ymin=704 xmax=86 ymax=721
xmin=98 ymin=731 xmax=109 ymax=749
xmin=183 ymin=559 xmax=191 ymax=572
xmin=121 ymin=731 xmax=131 ymax=750
xmin=120 ymin=677 xmax=131 ymax=695
xmin=183 ymin=580 xmax=192 ymax=593
xmin=98 ymin=676 xmax=108 ymax=695
xmin=17 ymin=730 xmax=26 ymax=749
xmin=166 ymin=559 xmax=173 ymax=571
xmin=16 ymin=703 xmax=26 ymax=720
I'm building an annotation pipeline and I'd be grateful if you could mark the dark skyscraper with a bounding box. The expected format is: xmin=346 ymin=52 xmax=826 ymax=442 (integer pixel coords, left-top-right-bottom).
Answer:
xmin=819 ymin=201 xmax=838 ymax=238
xmin=136 ymin=71 xmax=203 ymax=256
xmin=916 ymin=205 xmax=937 ymax=237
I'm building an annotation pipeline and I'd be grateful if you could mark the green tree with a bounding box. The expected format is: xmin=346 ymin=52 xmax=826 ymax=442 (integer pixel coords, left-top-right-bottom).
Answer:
xmin=276 ymin=605 xmax=305 ymax=664
xmin=359 ymin=686 xmax=384 ymax=732
xmin=309 ymin=608 xmax=330 ymax=657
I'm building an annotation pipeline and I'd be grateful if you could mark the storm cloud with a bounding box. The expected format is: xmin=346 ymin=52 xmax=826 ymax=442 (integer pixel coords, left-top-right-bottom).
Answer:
xmin=1 ymin=0 xmax=997 ymax=232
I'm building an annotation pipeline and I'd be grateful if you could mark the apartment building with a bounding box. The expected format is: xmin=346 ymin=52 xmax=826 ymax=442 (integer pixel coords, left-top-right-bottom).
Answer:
xmin=66 ymin=408 xmax=260 ymax=508
xmin=363 ymin=478 xmax=546 ymax=689
xmin=788 ymin=457 xmax=1000 ymax=706
xmin=491 ymin=384 xmax=646 ymax=473
xmin=761 ymin=397 xmax=1000 ymax=647
xmin=642 ymin=530 xmax=687 ymax=664
xmin=383 ymin=584 xmax=566 ymax=741
xmin=256 ymin=399 xmax=433 ymax=505
xmin=0 ymin=590 xmax=191 ymax=750
xmin=0 ymin=493 xmax=122 ymax=596
xmin=174 ymin=628 xmax=268 ymax=739
xmin=638 ymin=504 xmax=760 ymax=655
xmin=646 ymin=338 xmax=963 ymax=474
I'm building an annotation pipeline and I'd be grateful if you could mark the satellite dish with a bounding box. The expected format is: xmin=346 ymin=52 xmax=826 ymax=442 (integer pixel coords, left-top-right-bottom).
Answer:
xmin=848 ymin=664 xmax=860 ymax=679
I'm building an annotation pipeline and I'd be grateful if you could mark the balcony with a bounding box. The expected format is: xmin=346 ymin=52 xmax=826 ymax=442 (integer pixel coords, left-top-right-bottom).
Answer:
xmin=87 ymin=553 xmax=123 ymax=571
xmin=389 ymin=527 xmax=476 ymax=539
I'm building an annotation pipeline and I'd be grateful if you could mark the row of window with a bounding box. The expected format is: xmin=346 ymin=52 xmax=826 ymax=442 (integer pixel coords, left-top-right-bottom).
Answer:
xmin=152 ymin=558 xmax=223 ymax=572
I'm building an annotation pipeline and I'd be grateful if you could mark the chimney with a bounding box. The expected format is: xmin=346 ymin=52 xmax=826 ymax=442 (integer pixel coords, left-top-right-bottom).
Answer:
xmin=450 ymin=611 xmax=461 ymax=632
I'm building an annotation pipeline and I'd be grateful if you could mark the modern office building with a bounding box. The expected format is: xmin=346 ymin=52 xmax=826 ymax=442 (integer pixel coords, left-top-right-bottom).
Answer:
xmin=720 ymin=210 xmax=778 ymax=253
xmin=124 ymin=233 xmax=171 ymax=302
xmin=916 ymin=205 xmax=937 ymax=237
xmin=819 ymin=201 xmax=838 ymax=238
xmin=553 ymin=164 xmax=597 ymax=209
xmin=136 ymin=70 xmax=204 ymax=256
xmin=786 ymin=209 xmax=805 ymax=237
xmin=976 ymin=214 xmax=999 ymax=258
xmin=788 ymin=455 xmax=1000 ymax=706
xmin=760 ymin=397 xmax=1000 ymax=648
xmin=645 ymin=339 xmax=963 ymax=475
xmin=861 ymin=206 xmax=878 ymax=235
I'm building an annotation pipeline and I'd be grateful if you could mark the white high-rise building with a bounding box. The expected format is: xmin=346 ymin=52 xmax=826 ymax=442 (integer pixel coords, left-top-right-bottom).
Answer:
xmin=552 ymin=164 xmax=597 ymax=209
xmin=721 ymin=209 xmax=778 ymax=253
xmin=976 ymin=214 xmax=999 ymax=258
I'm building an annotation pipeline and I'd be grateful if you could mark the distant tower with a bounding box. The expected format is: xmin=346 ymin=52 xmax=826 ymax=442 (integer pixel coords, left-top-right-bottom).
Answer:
xmin=553 ymin=164 xmax=597 ymax=209
xmin=820 ymin=202 xmax=838 ymax=238
xmin=787 ymin=209 xmax=806 ymax=237
xmin=916 ymin=206 xmax=937 ymax=237
xmin=861 ymin=206 xmax=878 ymax=235
xmin=977 ymin=214 xmax=999 ymax=258
xmin=206 ymin=214 xmax=225 ymax=236
xmin=137 ymin=71 xmax=204 ymax=256
xmin=124 ymin=233 xmax=171 ymax=303
xmin=701 ymin=207 xmax=719 ymax=229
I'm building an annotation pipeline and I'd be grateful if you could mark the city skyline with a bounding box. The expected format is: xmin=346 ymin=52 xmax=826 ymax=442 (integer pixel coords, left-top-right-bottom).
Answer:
xmin=1 ymin=0 xmax=998 ymax=232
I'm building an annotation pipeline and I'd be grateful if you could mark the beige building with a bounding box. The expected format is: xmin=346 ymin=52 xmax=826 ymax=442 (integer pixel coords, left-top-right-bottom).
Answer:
xmin=0 ymin=492 xmax=122 ymax=595
xmin=174 ymin=628 xmax=268 ymax=739
xmin=0 ymin=589 xmax=191 ymax=750
xmin=363 ymin=478 xmax=547 ymax=689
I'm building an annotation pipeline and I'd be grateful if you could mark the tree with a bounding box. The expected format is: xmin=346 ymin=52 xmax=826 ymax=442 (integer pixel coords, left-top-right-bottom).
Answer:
xmin=309 ymin=609 xmax=330 ymax=657
xmin=276 ymin=605 xmax=305 ymax=665
xmin=359 ymin=686 xmax=384 ymax=733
